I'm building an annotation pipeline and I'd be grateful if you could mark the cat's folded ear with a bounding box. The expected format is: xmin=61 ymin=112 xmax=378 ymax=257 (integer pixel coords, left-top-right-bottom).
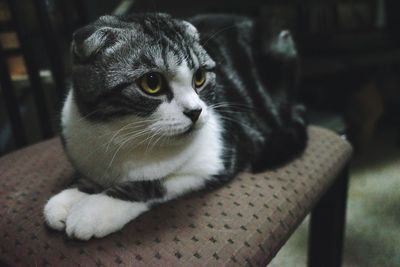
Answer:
xmin=71 ymin=24 xmax=117 ymax=63
xmin=182 ymin=21 xmax=200 ymax=40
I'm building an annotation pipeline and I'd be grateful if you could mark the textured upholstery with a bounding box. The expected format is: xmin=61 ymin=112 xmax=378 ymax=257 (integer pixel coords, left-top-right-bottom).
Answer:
xmin=0 ymin=126 xmax=352 ymax=266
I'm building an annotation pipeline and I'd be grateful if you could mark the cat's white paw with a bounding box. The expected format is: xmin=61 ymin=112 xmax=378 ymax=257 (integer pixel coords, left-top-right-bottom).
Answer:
xmin=44 ymin=188 xmax=88 ymax=231
xmin=65 ymin=194 xmax=148 ymax=240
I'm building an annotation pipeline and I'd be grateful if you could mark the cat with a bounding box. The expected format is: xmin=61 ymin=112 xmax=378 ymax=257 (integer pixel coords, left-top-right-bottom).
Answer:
xmin=43 ymin=13 xmax=307 ymax=240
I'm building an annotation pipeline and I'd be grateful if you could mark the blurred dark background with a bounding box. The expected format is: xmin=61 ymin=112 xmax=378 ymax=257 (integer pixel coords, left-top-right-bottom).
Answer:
xmin=1 ymin=0 xmax=400 ymax=155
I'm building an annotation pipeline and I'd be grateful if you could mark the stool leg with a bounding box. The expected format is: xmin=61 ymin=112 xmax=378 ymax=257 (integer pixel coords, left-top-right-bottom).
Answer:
xmin=308 ymin=165 xmax=349 ymax=267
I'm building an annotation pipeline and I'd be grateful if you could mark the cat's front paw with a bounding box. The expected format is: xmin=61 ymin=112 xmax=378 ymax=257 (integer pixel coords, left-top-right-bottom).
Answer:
xmin=44 ymin=188 xmax=88 ymax=231
xmin=65 ymin=194 xmax=148 ymax=240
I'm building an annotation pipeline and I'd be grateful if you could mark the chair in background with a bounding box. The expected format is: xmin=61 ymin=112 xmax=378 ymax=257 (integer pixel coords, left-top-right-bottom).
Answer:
xmin=0 ymin=0 xmax=88 ymax=153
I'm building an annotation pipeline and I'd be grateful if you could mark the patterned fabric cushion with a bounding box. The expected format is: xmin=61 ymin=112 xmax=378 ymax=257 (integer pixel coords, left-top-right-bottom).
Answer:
xmin=0 ymin=126 xmax=352 ymax=266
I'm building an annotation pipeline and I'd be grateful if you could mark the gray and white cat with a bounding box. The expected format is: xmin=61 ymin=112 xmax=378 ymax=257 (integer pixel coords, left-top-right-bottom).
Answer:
xmin=44 ymin=13 xmax=307 ymax=240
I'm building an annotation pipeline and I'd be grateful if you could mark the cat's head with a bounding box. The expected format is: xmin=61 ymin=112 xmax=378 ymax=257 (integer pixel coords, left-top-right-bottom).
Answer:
xmin=70 ymin=13 xmax=216 ymax=140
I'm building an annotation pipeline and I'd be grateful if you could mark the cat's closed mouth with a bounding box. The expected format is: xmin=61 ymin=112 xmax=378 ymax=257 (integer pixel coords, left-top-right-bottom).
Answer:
xmin=180 ymin=124 xmax=197 ymax=136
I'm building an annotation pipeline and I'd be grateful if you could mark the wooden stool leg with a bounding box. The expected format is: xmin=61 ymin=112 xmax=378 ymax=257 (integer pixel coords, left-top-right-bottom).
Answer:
xmin=308 ymin=166 xmax=350 ymax=267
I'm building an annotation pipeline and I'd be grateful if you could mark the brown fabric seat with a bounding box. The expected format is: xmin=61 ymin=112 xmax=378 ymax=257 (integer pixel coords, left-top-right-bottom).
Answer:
xmin=0 ymin=126 xmax=352 ymax=266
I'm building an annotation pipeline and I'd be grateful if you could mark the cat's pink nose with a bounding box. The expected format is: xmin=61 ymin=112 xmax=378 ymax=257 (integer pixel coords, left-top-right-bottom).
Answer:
xmin=183 ymin=108 xmax=202 ymax=123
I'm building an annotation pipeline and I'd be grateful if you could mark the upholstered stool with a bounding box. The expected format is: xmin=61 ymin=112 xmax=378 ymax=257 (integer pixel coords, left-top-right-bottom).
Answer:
xmin=0 ymin=126 xmax=352 ymax=266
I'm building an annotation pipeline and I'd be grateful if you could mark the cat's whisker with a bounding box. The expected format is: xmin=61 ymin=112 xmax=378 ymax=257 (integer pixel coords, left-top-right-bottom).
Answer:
xmin=108 ymin=121 xmax=155 ymax=143
xmin=209 ymin=101 xmax=254 ymax=110
xmin=216 ymin=110 xmax=251 ymax=116
xmin=124 ymin=124 xmax=162 ymax=152
xmin=147 ymin=128 xmax=166 ymax=153
xmin=106 ymin=125 xmax=142 ymax=150
xmin=145 ymin=126 xmax=160 ymax=153
xmin=112 ymin=121 xmax=160 ymax=145
xmin=107 ymin=140 xmax=126 ymax=170
xmin=217 ymin=115 xmax=254 ymax=131
xmin=106 ymin=127 xmax=153 ymax=170
xmin=210 ymin=106 xmax=250 ymax=112
xmin=112 ymin=128 xmax=150 ymax=145
xmin=145 ymin=127 xmax=162 ymax=154
xmin=210 ymin=103 xmax=252 ymax=109
xmin=201 ymin=25 xmax=237 ymax=46
xmin=104 ymin=118 xmax=159 ymax=151
xmin=77 ymin=109 xmax=103 ymax=122
xmin=113 ymin=129 xmax=151 ymax=148
xmin=209 ymin=107 xmax=251 ymax=118
xmin=210 ymin=107 xmax=252 ymax=113
xmin=67 ymin=124 xmax=153 ymax=166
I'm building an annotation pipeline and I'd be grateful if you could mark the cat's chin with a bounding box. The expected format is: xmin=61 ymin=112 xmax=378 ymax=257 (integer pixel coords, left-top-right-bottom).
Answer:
xmin=163 ymin=119 xmax=206 ymax=137
xmin=175 ymin=124 xmax=198 ymax=138
xmin=165 ymin=125 xmax=198 ymax=139
xmin=153 ymin=123 xmax=203 ymax=147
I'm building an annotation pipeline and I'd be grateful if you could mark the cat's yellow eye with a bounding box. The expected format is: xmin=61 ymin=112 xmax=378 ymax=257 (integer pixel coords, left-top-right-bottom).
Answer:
xmin=140 ymin=72 xmax=162 ymax=94
xmin=193 ymin=68 xmax=206 ymax=88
